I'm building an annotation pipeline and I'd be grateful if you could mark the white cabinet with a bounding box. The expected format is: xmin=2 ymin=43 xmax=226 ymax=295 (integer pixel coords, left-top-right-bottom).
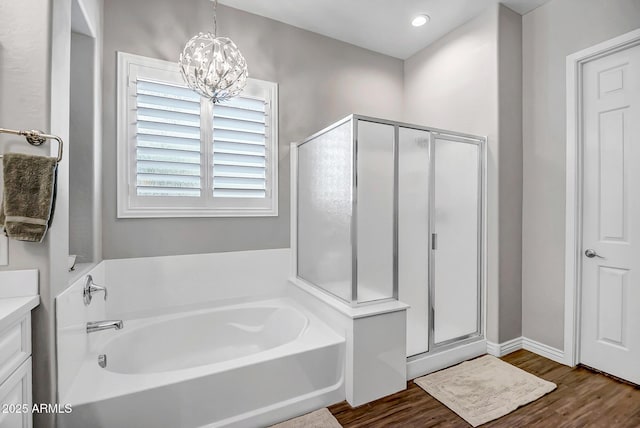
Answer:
xmin=0 ymin=358 xmax=32 ymax=428
xmin=0 ymin=316 xmax=31 ymax=385
xmin=0 ymin=305 xmax=36 ymax=428
xmin=0 ymin=270 xmax=39 ymax=428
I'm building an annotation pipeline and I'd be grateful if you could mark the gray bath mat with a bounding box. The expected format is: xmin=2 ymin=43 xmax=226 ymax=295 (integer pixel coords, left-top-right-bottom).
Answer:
xmin=415 ymin=355 xmax=556 ymax=426
xmin=270 ymin=408 xmax=342 ymax=428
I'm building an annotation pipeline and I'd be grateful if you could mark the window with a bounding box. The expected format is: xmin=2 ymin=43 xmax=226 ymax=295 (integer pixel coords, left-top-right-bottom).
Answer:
xmin=116 ymin=52 xmax=278 ymax=218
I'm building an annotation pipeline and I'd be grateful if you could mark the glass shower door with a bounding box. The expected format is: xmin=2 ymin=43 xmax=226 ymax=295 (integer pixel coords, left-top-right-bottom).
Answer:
xmin=431 ymin=135 xmax=482 ymax=346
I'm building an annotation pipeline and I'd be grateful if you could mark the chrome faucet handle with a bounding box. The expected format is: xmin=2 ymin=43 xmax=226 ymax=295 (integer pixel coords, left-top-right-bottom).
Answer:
xmin=83 ymin=275 xmax=108 ymax=306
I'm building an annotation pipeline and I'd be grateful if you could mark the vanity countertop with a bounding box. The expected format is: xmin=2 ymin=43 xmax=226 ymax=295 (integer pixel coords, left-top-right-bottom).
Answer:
xmin=0 ymin=296 xmax=39 ymax=332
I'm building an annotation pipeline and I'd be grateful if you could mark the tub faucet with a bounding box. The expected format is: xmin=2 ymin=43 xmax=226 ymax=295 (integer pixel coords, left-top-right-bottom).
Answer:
xmin=86 ymin=320 xmax=124 ymax=333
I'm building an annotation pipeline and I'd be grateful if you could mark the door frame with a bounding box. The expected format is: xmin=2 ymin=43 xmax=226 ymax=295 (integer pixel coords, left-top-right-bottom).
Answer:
xmin=564 ymin=28 xmax=640 ymax=367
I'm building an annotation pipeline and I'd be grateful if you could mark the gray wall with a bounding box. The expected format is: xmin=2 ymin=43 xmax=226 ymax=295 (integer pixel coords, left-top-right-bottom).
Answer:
xmin=404 ymin=5 xmax=500 ymax=343
xmin=522 ymin=0 xmax=640 ymax=349
xmin=69 ymin=32 xmax=95 ymax=263
xmin=102 ymin=0 xmax=404 ymax=259
xmin=497 ymin=5 xmax=523 ymax=343
xmin=0 ymin=1 xmax=56 ymax=426
xmin=0 ymin=5 xmax=52 ymax=267
xmin=1 ymin=2 xmax=102 ymax=425
xmin=404 ymin=4 xmax=524 ymax=344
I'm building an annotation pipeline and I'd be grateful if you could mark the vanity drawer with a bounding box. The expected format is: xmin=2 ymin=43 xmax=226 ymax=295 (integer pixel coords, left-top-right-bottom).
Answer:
xmin=0 ymin=316 xmax=31 ymax=385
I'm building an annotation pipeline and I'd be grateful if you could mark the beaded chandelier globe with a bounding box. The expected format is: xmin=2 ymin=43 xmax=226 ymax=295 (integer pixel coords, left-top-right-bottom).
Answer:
xmin=178 ymin=0 xmax=248 ymax=103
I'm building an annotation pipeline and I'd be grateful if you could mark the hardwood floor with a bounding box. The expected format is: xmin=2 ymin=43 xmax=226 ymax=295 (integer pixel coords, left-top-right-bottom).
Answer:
xmin=329 ymin=350 xmax=640 ymax=427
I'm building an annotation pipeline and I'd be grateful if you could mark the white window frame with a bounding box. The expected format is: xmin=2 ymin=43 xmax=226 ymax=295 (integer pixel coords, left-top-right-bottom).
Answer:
xmin=116 ymin=52 xmax=278 ymax=218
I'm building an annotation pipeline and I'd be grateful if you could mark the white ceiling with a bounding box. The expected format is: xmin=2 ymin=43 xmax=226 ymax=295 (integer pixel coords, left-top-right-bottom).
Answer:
xmin=218 ymin=0 xmax=551 ymax=59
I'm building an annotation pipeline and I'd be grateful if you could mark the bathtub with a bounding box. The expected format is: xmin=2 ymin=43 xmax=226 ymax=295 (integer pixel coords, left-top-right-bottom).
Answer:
xmin=58 ymin=298 xmax=345 ymax=428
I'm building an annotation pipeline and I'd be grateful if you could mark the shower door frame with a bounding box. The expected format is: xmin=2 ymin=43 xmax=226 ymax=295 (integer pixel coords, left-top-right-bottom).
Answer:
xmin=292 ymin=114 xmax=487 ymax=339
xmin=427 ymin=132 xmax=486 ymax=353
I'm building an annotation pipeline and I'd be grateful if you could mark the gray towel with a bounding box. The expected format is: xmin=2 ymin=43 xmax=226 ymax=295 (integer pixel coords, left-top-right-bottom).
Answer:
xmin=0 ymin=153 xmax=58 ymax=242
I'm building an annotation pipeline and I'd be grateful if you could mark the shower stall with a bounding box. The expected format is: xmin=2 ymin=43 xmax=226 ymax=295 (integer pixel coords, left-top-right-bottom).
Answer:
xmin=293 ymin=115 xmax=485 ymax=359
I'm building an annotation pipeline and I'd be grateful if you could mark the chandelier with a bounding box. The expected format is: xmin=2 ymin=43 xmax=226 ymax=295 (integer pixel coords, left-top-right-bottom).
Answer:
xmin=178 ymin=0 xmax=248 ymax=103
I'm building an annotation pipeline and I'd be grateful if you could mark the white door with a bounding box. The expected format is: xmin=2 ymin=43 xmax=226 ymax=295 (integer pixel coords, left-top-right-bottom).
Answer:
xmin=580 ymin=42 xmax=640 ymax=384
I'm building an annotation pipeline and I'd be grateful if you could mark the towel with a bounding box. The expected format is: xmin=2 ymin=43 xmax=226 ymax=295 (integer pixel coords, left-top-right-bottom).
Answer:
xmin=0 ymin=153 xmax=58 ymax=242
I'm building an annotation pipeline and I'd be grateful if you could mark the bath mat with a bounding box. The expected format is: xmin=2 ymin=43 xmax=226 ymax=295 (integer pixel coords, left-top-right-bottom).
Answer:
xmin=270 ymin=408 xmax=342 ymax=428
xmin=415 ymin=355 xmax=556 ymax=427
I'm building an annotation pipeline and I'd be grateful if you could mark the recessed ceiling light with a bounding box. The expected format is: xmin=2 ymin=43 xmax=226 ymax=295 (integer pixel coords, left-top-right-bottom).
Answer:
xmin=411 ymin=14 xmax=430 ymax=27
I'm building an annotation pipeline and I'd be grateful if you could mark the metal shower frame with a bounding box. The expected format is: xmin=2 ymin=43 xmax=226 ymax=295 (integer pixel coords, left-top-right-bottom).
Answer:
xmin=295 ymin=114 xmax=487 ymax=352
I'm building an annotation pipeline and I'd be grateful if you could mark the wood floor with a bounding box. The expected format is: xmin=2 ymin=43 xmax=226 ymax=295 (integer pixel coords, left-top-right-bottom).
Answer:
xmin=329 ymin=350 xmax=640 ymax=427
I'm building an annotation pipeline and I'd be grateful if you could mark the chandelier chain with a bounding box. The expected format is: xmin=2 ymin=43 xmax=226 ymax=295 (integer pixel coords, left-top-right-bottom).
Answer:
xmin=213 ymin=0 xmax=218 ymax=37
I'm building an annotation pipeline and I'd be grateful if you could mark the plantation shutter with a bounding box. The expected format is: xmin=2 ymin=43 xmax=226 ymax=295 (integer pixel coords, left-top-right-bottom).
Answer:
xmin=212 ymin=96 xmax=268 ymax=198
xmin=118 ymin=53 xmax=278 ymax=218
xmin=135 ymin=79 xmax=202 ymax=197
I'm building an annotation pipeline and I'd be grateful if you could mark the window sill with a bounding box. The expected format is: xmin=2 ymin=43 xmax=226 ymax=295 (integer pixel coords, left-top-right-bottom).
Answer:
xmin=116 ymin=207 xmax=279 ymax=218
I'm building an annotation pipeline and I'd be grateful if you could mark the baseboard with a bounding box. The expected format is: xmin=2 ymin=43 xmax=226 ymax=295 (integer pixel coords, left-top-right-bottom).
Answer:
xmin=521 ymin=337 xmax=566 ymax=365
xmin=406 ymin=336 xmax=567 ymax=382
xmin=486 ymin=336 xmax=566 ymax=365
xmin=486 ymin=337 xmax=523 ymax=357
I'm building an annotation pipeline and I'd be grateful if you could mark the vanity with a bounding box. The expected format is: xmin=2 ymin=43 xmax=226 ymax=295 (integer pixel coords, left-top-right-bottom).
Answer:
xmin=0 ymin=270 xmax=39 ymax=428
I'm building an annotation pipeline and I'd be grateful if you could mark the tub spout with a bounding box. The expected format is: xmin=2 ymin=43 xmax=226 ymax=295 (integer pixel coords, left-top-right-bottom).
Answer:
xmin=87 ymin=320 xmax=124 ymax=333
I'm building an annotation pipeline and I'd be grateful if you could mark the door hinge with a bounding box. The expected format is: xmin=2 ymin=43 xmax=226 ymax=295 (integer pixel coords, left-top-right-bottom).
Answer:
xmin=432 ymin=233 xmax=438 ymax=250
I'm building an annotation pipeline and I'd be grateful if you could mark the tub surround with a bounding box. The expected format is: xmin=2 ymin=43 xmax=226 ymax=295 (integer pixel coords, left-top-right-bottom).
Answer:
xmin=56 ymin=263 xmax=106 ymax=401
xmin=103 ymin=249 xmax=290 ymax=319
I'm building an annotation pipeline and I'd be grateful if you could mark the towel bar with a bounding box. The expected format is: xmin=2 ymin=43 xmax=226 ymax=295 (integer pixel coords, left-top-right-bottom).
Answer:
xmin=0 ymin=127 xmax=64 ymax=163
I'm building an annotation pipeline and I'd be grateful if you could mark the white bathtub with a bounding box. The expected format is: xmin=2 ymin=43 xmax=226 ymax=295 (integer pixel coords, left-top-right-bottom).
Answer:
xmin=58 ymin=298 xmax=345 ymax=428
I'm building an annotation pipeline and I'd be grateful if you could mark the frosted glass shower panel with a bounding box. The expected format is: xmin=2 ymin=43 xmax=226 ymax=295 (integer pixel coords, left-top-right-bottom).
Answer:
xmin=432 ymin=137 xmax=481 ymax=344
xmin=398 ymin=127 xmax=431 ymax=356
xmin=356 ymin=120 xmax=395 ymax=303
xmin=297 ymin=122 xmax=353 ymax=302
